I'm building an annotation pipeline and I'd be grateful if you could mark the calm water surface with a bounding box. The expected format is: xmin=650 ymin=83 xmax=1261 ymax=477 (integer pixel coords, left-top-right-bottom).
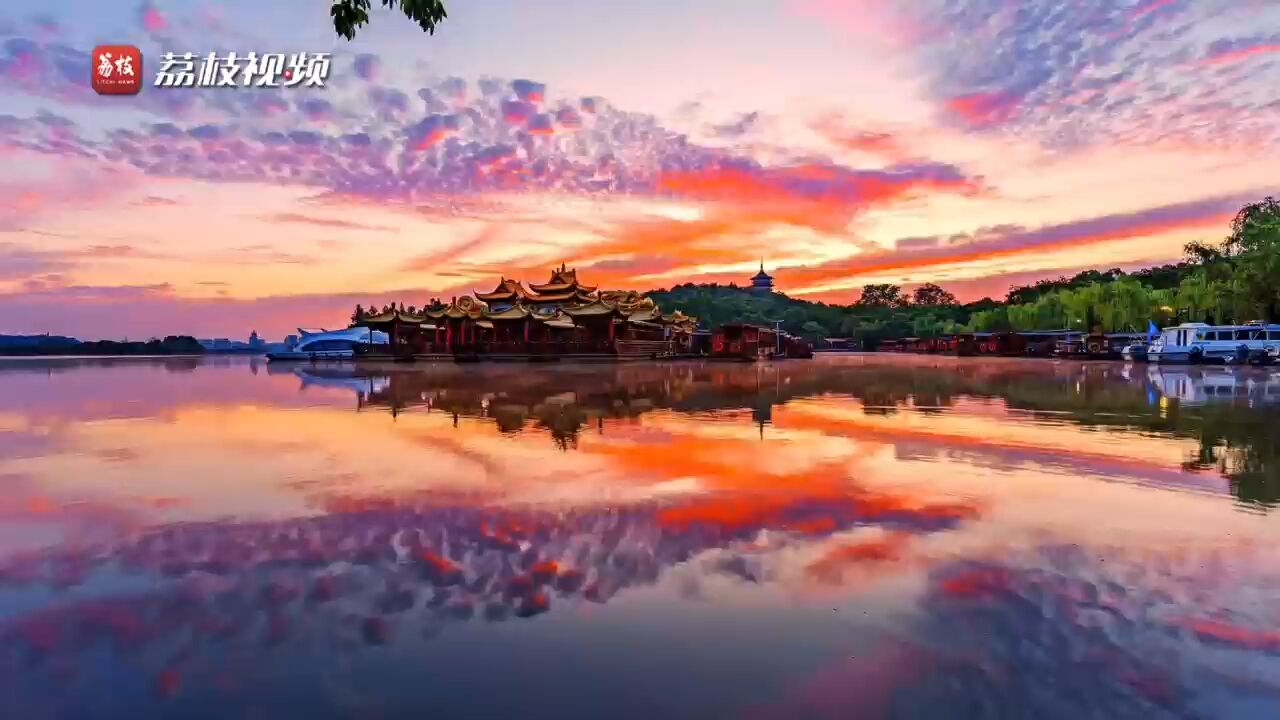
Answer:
xmin=2 ymin=354 xmax=1280 ymax=719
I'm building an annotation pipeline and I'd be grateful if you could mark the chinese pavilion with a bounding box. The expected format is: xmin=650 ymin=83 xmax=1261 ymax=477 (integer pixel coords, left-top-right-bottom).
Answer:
xmin=351 ymin=265 xmax=698 ymax=360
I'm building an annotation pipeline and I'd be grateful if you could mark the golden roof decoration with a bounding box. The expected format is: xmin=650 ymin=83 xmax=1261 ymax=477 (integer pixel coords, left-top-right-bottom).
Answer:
xmin=357 ymin=309 xmax=428 ymax=325
xmin=424 ymin=295 xmax=489 ymax=319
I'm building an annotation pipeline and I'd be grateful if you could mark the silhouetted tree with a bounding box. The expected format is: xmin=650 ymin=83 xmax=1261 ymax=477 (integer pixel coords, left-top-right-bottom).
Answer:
xmin=857 ymin=284 xmax=905 ymax=308
xmin=912 ymin=283 xmax=958 ymax=307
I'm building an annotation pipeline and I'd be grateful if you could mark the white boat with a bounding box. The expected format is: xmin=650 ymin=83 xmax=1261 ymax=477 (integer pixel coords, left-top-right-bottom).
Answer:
xmin=265 ymin=327 xmax=389 ymax=361
xmin=1147 ymin=322 xmax=1280 ymax=364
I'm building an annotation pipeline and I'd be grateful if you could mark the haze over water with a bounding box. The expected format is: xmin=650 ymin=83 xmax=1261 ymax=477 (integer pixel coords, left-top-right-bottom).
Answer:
xmin=2 ymin=355 xmax=1280 ymax=719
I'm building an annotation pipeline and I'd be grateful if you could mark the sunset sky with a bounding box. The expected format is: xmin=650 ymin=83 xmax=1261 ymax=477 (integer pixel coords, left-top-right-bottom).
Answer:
xmin=1 ymin=0 xmax=1278 ymax=339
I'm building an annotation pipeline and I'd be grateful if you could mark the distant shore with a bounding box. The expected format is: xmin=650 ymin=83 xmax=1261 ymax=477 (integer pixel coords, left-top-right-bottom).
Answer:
xmin=0 ymin=354 xmax=211 ymax=360
xmin=0 ymin=335 xmax=217 ymax=357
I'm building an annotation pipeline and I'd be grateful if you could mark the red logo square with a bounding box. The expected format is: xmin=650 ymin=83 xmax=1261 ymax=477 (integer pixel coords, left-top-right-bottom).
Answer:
xmin=91 ymin=45 xmax=142 ymax=95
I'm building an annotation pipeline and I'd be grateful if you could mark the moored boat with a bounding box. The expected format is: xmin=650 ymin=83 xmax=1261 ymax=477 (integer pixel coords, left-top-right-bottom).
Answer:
xmin=710 ymin=323 xmax=778 ymax=361
xmin=1148 ymin=321 xmax=1280 ymax=364
xmin=1121 ymin=341 xmax=1149 ymax=362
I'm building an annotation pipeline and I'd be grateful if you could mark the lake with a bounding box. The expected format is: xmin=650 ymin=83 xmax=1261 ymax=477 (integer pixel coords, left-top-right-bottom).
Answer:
xmin=2 ymin=354 xmax=1279 ymax=719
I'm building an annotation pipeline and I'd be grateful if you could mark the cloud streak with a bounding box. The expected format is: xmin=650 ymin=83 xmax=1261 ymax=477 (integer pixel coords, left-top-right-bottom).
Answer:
xmin=260 ymin=213 xmax=395 ymax=232
xmin=779 ymin=193 xmax=1259 ymax=290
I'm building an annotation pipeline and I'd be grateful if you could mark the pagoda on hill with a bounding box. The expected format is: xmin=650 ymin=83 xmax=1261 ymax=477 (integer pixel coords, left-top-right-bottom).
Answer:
xmin=350 ymin=265 xmax=698 ymax=360
xmin=749 ymin=260 xmax=775 ymax=295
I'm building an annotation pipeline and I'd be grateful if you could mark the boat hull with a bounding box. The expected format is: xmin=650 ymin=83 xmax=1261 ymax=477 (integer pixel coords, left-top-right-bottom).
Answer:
xmin=1122 ymin=346 xmax=1149 ymax=362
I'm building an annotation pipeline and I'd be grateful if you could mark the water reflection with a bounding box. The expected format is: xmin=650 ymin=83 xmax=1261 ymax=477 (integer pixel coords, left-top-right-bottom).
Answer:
xmin=268 ymin=359 xmax=1280 ymax=507
xmin=1 ymin=355 xmax=1279 ymax=718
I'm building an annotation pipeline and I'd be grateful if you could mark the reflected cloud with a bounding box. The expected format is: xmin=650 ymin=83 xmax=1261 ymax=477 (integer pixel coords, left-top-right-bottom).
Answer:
xmin=1 ymin=356 xmax=1279 ymax=716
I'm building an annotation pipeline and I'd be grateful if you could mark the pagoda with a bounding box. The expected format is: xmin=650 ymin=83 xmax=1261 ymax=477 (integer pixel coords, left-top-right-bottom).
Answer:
xmin=749 ymin=260 xmax=775 ymax=295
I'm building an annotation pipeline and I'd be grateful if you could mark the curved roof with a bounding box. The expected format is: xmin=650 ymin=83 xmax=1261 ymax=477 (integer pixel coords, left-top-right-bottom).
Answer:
xmin=562 ymin=300 xmax=624 ymax=317
xmin=528 ymin=264 xmax=597 ymax=294
xmin=475 ymin=278 xmax=525 ymax=302
xmin=485 ymin=304 xmax=533 ymax=321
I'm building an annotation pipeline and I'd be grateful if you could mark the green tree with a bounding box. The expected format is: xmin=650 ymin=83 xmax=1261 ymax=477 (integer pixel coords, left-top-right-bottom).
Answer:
xmin=911 ymin=283 xmax=958 ymax=307
xmin=331 ymin=0 xmax=448 ymax=41
xmin=1226 ymin=196 xmax=1280 ymax=256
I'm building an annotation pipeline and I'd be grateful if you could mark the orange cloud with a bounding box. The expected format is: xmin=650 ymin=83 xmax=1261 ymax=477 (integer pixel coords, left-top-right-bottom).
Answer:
xmin=809 ymin=114 xmax=907 ymax=159
xmin=804 ymin=532 xmax=914 ymax=585
xmin=777 ymin=195 xmax=1244 ymax=290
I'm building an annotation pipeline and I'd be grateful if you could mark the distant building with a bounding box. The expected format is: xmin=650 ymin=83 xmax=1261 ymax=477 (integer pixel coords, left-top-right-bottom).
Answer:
xmin=249 ymin=331 xmax=264 ymax=349
xmin=749 ymin=261 xmax=775 ymax=295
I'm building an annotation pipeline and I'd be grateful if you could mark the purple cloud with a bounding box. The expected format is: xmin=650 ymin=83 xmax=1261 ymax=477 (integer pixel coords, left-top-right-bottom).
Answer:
xmin=511 ymin=79 xmax=546 ymax=103
xmin=843 ymin=0 xmax=1280 ymax=148
xmin=353 ymin=53 xmax=379 ymax=81
xmin=708 ymin=111 xmax=762 ymax=138
xmin=299 ymin=98 xmax=335 ymax=122
xmin=0 ymin=31 xmax=982 ymax=208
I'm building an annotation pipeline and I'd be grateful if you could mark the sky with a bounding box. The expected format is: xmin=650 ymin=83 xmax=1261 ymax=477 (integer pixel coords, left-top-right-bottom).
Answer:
xmin=1 ymin=0 xmax=1278 ymax=340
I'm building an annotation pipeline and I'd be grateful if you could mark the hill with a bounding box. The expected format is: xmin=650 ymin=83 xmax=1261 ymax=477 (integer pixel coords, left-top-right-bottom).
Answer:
xmin=646 ymin=283 xmax=991 ymax=345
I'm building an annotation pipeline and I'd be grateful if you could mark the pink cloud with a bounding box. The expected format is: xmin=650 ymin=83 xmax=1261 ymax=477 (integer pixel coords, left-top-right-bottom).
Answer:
xmin=1200 ymin=42 xmax=1280 ymax=67
xmin=139 ymin=2 xmax=168 ymax=33
xmin=944 ymin=91 xmax=1022 ymax=128
xmin=787 ymin=0 xmax=923 ymax=46
xmin=1127 ymin=0 xmax=1177 ymax=22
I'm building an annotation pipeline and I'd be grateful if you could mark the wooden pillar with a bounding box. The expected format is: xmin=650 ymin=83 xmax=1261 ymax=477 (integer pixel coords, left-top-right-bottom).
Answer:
xmin=608 ymin=316 xmax=615 ymax=343
xmin=445 ymin=322 xmax=452 ymax=349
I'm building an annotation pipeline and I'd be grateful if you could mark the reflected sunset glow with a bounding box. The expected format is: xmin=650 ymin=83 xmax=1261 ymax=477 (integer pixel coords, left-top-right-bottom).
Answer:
xmin=2 ymin=356 xmax=1279 ymax=717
